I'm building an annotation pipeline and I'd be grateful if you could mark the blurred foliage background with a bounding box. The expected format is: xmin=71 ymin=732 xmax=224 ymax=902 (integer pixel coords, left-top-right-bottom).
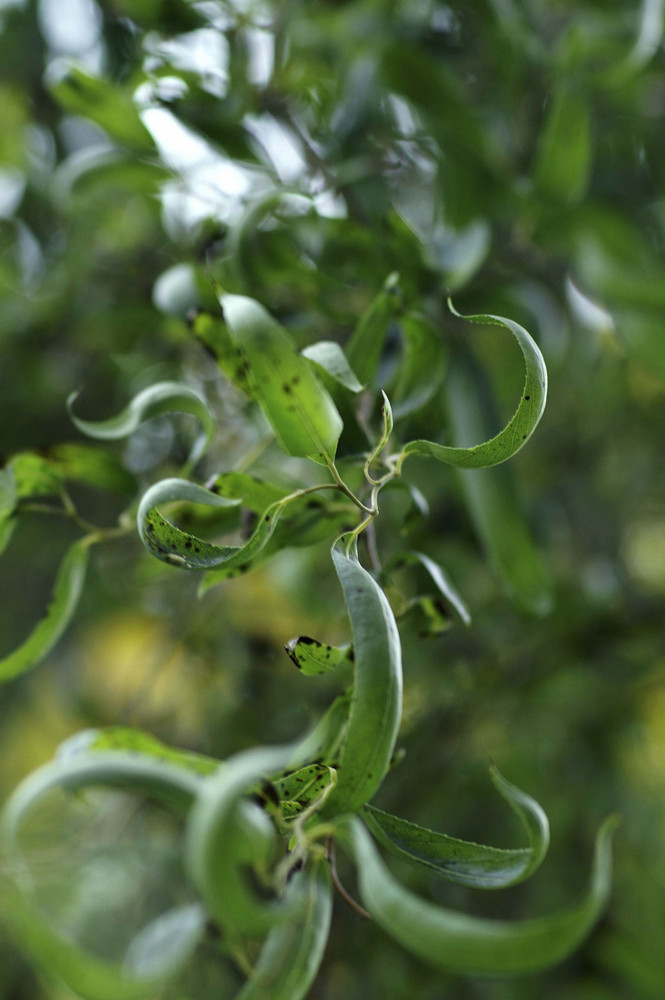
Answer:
xmin=1 ymin=0 xmax=665 ymax=997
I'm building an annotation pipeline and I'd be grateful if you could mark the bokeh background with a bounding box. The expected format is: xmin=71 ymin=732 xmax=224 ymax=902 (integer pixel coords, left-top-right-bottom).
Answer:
xmin=1 ymin=0 xmax=665 ymax=997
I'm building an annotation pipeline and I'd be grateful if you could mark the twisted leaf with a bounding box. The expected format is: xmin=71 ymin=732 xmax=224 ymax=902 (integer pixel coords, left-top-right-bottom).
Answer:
xmin=68 ymin=381 xmax=216 ymax=467
xmin=342 ymin=815 xmax=618 ymax=975
xmin=400 ymin=304 xmax=547 ymax=469
xmin=363 ymin=766 xmax=549 ymax=889
xmin=0 ymin=537 xmax=91 ymax=684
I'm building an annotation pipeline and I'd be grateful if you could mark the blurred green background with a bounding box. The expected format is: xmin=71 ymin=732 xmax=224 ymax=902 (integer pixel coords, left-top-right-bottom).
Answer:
xmin=1 ymin=0 xmax=665 ymax=997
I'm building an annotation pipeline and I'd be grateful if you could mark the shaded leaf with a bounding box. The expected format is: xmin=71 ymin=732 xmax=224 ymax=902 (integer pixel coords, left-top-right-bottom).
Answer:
xmin=392 ymin=312 xmax=446 ymax=419
xmin=363 ymin=765 xmax=549 ymax=888
xmin=0 ymin=537 xmax=91 ymax=684
xmin=236 ymin=859 xmax=332 ymax=1000
xmin=532 ymin=88 xmax=591 ymax=204
xmin=384 ymin=551 xmax=471 ymax=628
xmin=49 ymin=66 xmax=154 ymax=152
xmin=342 ymin=815 xmax=618 ymax=975
xmin=345 ymin=273 xmax=401 ymax=386
xmin=320 ymin=549 xmax=402 ymax=817
xmin=57 ymin=726 xmax=219 ymax=777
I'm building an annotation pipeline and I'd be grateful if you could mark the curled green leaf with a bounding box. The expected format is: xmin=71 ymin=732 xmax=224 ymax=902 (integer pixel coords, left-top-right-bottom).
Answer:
xmin=320 ymin=549 xmax=402 ymax=817
xmin=284 ymin=636 xmax=353 ymax=676
xmin=341 ymin=814 xmax=618 ymax=975
xmin=57 ymin=726 xmax=220 ymax=778
xmin=237 ymin=858 xmax=332 ymax=1000
xmin=186 ymin=744 xmax=299 ymax=938
xmin=363 ymin=765 xmax=549 ymax=889
xmin=219 ymin=293 xmax=343 ymax=461
xmin=399 ymin=304 xmax=547 ymax=470
xmin=67 ymin=381 xmax=216 ymax=467
xmin=445 ymin=351 xmax=552 ymax=615
xmin=291 ymin=689 xmax=353 ymax=767
xmin=1 ymin=754 xmax=205 ymax=999
xmin=0 ymin=537 xmax=91 ymax=684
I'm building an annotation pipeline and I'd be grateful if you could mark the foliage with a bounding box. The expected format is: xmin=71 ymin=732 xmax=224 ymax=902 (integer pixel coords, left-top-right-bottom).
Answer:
xmin=1 ymin=1 xmax=665 ymax=998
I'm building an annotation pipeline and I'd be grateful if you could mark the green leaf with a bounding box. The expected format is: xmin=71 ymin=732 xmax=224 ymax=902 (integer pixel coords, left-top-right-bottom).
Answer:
xmin=186 ymin=744 xmax=300 ymax=937
xmin=273 ymin=764 xmax=333 ymax=818
xmin=46 ymin=443 xmax=137 ymax=495
xmin=341 ymin=815 xmax=619 ymax=975
xmin=219 ymin=293 xmax=343 ymax=461
xmin=0 ymin=465 xmax=17 ymax=518
xmin=208 ymin=472 xmax=286 ymax=512
xmin=7 ymin=452 xmax=63 ymax=500
xmin=383 ymin=551 xmax=471 ymax=628
xmin=400 ymin=303 xmax=547 ymax=470
xmin=0 ymin=537 xmax=91 ymax=684
xmin=301 ymin=341 xmax=364 ymax=393
xmin=363 ymin=765 xmax=549 ymax=889
xmin=291 ymin=690 xmax=353 ymax=767
xmin=320 ymin=549 xmax=402 ymax=817
xmin=192 ymin=312 xmax=254 ymax=398
xmin=57 ymin=727 xmax=219 ymax=777
xmin=68 ymin=381 xmax=216 ymax=467
xmin=2 ymin=891 xmax=204 ymax=1000
xmin=284 ymin=636 xmax=353 ymax=676
xmin=345 ymin=273 xmax=401 ymax=386
xmin=236 ymin=859 xmax=332 ymax=1000
xmin=48 ymin=66 xmax=154 ymax=152
xmin=445 ymin=352 xmax=552 ymax=615
xmin=1 ymin=754 xmax=205 ymax=999
xmin=532 ymin=88 xmax=591 ymax=204
xmin=392 ymin=313 xmax=446 ymax=419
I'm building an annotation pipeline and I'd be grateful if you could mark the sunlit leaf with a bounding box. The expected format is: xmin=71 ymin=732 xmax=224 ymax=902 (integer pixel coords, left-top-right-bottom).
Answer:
xmin=49 ymin=66 xmax=154 ymax=152
xmin=68 ymin=381 xmax=216 ymax=467
xmin=363 ymin=765 xmax=549 ymax=888
xmin=0 ymin=537 xmax=91 ymax=684
xmin=342 ymin=815 xmax=618 ymax=975
xmin=284 ymin=636 xmax=353 ymax=676
xmin=236 ymin=859 xmax=332 ymax=1000
xmin=320 ymin=549 xmax=402 ymax=817
xmin=399 ymin=303 xmax=547 ymax=470
xmin=57 ymin=726 xmax=219 ymax=777
xmin=218 ymin=293 xmax=343 ymax=461
xmin=302 ymin=341 xmax=364 ymax=393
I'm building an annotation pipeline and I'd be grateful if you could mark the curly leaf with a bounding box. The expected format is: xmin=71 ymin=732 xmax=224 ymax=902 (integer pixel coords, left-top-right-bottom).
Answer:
xmin=219 ymin=293 xmax=343 ymax=461
xmin=301 ymin=341 xmax=364 ymax=393
xmin=342 ymin=815 xmax=618 ymax=975
xmin=236 ymin=858 xmax=332 ymax=1000
xmin=57 ymin=727 xmax=219 ymax=777
xmin=320 ymin=549 xmax=402 ymax=817
xmin=1 ymin=754 xmax=205 ymax=999
xmin=363 ymin=765 xmax=549 ymax=888
xmin=346 ymin=273 xmax=401 ymax=386
xmin=273 ymin=764 xmax=333 ymax=819
xmin=392 ymin=312 xmax=446 ymax=419
xmin=284 ymin=636 xmax=353 ymax=676
xmin=186 ymin=744 xmax=299 ymax=937
xmin=400 ymin=304 xmax=547 ymax=469
xmin=445 ymin=351 xmax=552 ymax=615
xmin=0 ymin=537 xmax=91 ymax=684
xmin=2 ymin=892 xmax=204 ymax=1000
xmin=68 ymin=381 xmax=216 ymax=467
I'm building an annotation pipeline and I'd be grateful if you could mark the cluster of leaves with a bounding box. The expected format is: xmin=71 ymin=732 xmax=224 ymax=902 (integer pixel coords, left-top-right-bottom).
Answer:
xmin=2 ymin=1 xmax=665 ymax=998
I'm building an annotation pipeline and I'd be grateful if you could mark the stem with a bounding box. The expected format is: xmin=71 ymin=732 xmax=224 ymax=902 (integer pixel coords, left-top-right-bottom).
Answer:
xmin=323 ymin=455 xmax=373 ymax=513
xmin=326 ymin=838 xmax=371 ymax=921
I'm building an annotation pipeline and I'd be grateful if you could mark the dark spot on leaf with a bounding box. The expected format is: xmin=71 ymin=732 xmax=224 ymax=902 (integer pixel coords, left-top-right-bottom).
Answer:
xmin=525 ymin=395 xmax=530 ymax=400
xmin=185 ymin=540 xmax=192 ymax=549
xmin=283 ymin=384 xmax=292 ymax=394
xmin=522 ymin=434 xmax=527 ymax=439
